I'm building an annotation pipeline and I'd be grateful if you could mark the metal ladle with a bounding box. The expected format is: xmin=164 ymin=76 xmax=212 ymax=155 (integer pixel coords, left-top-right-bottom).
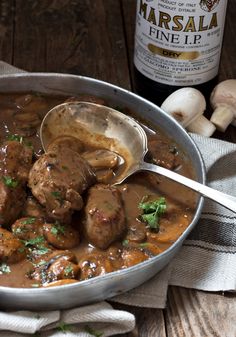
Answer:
xmin=40 ymin=102 xmax=236 ymax=213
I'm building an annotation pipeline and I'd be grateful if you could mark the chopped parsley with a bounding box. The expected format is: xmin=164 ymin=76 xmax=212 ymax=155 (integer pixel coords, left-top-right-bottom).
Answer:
xmin=139 ymin=196 xmax=166 ymax=230
xmin=0 ymin=263 xmax=11 ymax=274
xmin=84 ymin=325 xmax=103 ymax=337
xmin=51 ymin=191 xmax=62 ymax=199
xmin=50 ymin=223 xmax=65 ymax=236
xmin=6 ymin=134 xmax=24 ymax=143
xmin=17 ymin=246 xmax=25 ymax=253
xmin=24 ymin=236 xmax=45 ymax=247
xmin=20 ymin=217 xmax=36 ymax=225
xmin=64 ymin=264 xmax=73 ymax=277
xmin=33 ymin=247 xmax=50 ymax=255
xmin=51 ymin=191 xmax=64 ymax=204
xmin=122 ymin=239 xmax=129 ymax=246
xmin=57 ymin=321 xmax=72 ymax=333
xmin=22 ymin=236 xmax=49 ymax=256
xmin=2 ymin=176 xmax=19 ymax=188
xmin=6 ymin=134 xmax=33 ymax=149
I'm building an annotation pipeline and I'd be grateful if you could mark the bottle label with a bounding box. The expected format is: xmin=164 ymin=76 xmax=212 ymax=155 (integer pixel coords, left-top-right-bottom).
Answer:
xmin=134 ymin=0 xmax=227 ymax=86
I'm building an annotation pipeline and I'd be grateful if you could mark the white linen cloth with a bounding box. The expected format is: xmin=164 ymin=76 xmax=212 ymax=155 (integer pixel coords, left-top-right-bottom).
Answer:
xmin=0 ymin=62 xmax=235 ymax=336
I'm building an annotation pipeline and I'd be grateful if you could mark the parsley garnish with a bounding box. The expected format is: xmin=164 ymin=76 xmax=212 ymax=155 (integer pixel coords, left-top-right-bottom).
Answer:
xmin=0 ymin=263 xmax=11 ymax=274
xmin=33 ymin=247 xmax=50 ymax=255
xmin=64 ymin=264 xmax=73 ymax=277
xmin=84 ymin=325 xmax=103 ymax=337
xmin=20 ymin=217 xmax=36 ymax=225
xmin=122 ymin=239 xmax=129 ymax=246
xmin=57 ymin=321 xmax=72 ymax=333
xmin=50 ymin=223 xmax=65 ymax=236
xmin=139 ymin=197 xmax=166 ymax=230
xmin=24 ymin=236 xmax=45 ymax=247
xmin=7 ymin=134 xmax=24 ymax=143
xmin=6 ymin=134 xmax=33 ymax=149
xmin=51 ymin=191 xmax=62 ymax=199
xmin=2 ymin=176 xmax=19 ymax=188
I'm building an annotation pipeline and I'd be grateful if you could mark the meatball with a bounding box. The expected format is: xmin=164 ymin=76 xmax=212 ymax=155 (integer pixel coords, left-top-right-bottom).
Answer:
xmin=0 ymin=140 xmax=33 ymax=184
xmin=0 ymin=140 xmax=33 ymax=225
xmin=0 ymin=182 xmax=26 ymax=226
xmin=83 ymin=184 xmax=126 ymax=249
xmin=28 ymin=147 xmax=96 ymax=223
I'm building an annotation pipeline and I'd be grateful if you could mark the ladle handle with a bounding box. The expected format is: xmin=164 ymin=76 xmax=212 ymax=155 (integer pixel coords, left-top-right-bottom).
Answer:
xmin=141 ymin=162 xmax=236 ymax=213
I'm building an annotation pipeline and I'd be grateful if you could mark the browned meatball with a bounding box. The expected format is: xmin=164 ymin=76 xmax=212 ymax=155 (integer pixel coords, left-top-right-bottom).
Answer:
xmin=28 ymin=147 xmax=96 ymax=223
xmin=0 ymin=182 xmax=26 ymax=226
xmin=23 ymin=196 xmax=47 ymax=219
xmin=83 ymin=184 xmax=126 ymax=249
xmin=0 ymin=140 xmax=33 ymax=184
xmin=0 ymin=228 xmax=26 ymax=263
xmin=0 ymin=140 xmax=33 ymax=225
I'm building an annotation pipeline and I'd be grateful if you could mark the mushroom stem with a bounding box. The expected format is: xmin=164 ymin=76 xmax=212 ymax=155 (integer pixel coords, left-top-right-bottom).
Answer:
xmin=187 ymin=115 xmax=216 ymax=137
xmin=210 ymin=105 xmax=234 ymax=132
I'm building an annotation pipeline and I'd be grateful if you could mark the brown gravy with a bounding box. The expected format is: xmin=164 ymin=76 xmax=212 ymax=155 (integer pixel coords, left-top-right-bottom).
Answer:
xmin=0 ymin=93 xmax=197 ymax=288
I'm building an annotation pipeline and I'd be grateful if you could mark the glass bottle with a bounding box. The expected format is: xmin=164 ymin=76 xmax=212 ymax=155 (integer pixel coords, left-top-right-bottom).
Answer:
xmin=133 ymin=0 xmax=228 ymax=106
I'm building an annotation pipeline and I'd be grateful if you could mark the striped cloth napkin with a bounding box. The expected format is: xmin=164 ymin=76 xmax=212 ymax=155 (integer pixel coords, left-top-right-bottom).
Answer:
xmin=0 ymin=61 xmax=235 ymax=336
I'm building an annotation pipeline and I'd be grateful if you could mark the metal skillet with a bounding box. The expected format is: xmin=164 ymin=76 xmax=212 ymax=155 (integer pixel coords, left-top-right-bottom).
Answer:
xmin=41 ymin=101 xmax=236 ymax=213
xmin=0 ymin=73 xmax=205 ymax=310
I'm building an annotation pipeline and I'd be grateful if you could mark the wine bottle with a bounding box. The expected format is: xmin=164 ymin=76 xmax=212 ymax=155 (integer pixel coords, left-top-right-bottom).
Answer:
xmin=133 ymin=0 xmax=228 ymax=106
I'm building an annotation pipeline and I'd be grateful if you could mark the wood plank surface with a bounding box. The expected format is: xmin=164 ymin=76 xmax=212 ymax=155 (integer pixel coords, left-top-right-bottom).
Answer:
xmin=13 ymin=0 xmax=131 ymax=89
xmin=0 ymin=1 xmax=235 ymax=337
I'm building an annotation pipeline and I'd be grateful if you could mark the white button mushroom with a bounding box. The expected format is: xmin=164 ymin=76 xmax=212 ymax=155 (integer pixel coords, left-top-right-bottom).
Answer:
xmin=210 ymin=79 xmax=236 ymax=132
xmin=160 ymin=87 xmax=216 ymax=137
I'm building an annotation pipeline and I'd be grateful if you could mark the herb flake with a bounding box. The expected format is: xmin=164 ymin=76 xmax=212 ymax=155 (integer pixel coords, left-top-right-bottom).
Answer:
xmin=2 ymin=176 xmax=19 ymax=188
xmin=139 ymin=196 xmax=166 ymax=230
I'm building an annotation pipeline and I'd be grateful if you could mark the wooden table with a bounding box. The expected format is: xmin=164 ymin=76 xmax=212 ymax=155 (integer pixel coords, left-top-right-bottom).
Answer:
xmin=0 ymin=1 xmax=235 ymax=336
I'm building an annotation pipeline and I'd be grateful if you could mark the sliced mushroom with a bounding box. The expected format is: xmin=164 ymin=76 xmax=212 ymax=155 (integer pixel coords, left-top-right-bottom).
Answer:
xmin=82 ymin=149 xmax=119 ymax=170
xmin=30 ymin=250 xmax=79 ymax=284
xmin=161 ymin=87 xmax=216 ymax=137
xmin=43 ymin=279 xmax=78 ymax=287
xmin=43 ymin=222 xmax=80 ymax=249
xmin=12 ymin=217 xmax=44 ymax=240
xmin=210 ymin=79 xmax=236 ymax=131
xmin=79 ymin=254 xmax=114 ymax=280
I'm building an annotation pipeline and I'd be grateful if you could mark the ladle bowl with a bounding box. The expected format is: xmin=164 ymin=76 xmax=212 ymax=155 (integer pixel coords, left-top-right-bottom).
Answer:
xmin=40 ymin=101 xmax=236 ymax=214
